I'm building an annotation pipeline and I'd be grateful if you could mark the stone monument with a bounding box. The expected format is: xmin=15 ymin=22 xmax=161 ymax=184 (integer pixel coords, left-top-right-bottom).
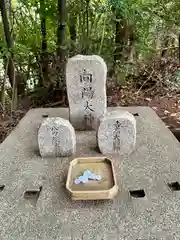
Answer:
xmin=97 ymin=110 xmax=136 ymax=155
xmin=38 ymin=117 xmax=76 ymax=157
xmin=66 ymin=55 xmax=107 ymax=130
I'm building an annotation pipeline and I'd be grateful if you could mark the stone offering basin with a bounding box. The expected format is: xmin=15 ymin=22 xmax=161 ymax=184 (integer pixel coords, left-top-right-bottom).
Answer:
xmin=66 ymin=157 xmax=118 ymax=200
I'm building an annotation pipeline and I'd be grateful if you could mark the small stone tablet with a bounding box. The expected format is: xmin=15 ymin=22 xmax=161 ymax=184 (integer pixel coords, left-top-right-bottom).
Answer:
xmin=38 ymin=117 xmax=76 ymax=157
xmin=97 ymin=110 xmax=136 ymax=155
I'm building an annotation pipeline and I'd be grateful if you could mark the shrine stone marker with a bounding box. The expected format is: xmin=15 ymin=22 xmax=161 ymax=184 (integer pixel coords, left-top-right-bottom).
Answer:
xmin=98 ymin=110 xmax=136 ymax=155
xmin=66 ymin=55 xmax=107 ymax=130
xmin=38 ymin=117 xmax=76 ymax=157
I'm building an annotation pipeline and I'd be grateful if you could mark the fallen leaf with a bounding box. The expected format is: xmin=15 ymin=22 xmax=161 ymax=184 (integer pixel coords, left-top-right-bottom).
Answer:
xmin=170 ymin=113 xmax=177 ymax=117
xmin=145 ymin=97 xmax=152 ymax=102
xmin=164 ymin=110 xmax=170 ymax=115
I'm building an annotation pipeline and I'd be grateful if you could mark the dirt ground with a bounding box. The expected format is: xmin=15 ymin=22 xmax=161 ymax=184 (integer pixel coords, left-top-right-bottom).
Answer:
xmin=108 ymin=90 xmax=180 ymax=129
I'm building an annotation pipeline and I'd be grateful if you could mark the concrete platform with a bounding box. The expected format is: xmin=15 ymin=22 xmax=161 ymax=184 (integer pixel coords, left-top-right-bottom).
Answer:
xmin=0 ymin=107 xmax=180 ymax=240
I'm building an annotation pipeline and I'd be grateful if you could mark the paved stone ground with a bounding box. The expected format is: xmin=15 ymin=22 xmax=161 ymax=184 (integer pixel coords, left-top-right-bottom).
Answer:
xmin=0 ymin=107 xmax=180 ymax=240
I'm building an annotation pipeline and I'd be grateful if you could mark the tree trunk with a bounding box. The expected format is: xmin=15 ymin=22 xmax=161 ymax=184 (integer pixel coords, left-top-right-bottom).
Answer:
xmin=0 ymin=57 xmax=9 ymax=113
xmin=128 ymin=30 xmax=136 ymax=62
xmin=161 ymin=37 xmax=169 ymax=57
xmin=69 ymin=18 xmax=77 ymax=41
xmin=80 ymin=0 xmax=86 ymax=54
xmin=69 ymin=11 xmax=77 ymax=42
xmin=57 ymin=0 xmax=67 ymax=86
xmin=178 ymin=33 xmax=180 ymax=64
xmin=85 ymin=0 xmax=89 ymax=53
xmin=69 ymin=13 xmax=77 ymax=52
xmin=40 ymin=0 xmax=48 ymax=86
xmin=0 ymin=0 xmax=14 ymax=87
xmin=114 ymin=18 xmax=127 ymax=62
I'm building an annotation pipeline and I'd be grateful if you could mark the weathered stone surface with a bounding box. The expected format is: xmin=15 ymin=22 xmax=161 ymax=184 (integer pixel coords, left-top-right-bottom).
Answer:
xmin=98 ymin=110 xmax=136 ymax=155
xmin=38 ymin=117 xmax=76 ymax=157
xmin=66 ymin=55 xmax=107 ymax=130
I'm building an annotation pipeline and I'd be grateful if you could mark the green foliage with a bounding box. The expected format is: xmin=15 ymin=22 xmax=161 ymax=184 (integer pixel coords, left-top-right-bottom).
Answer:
xmin=0 ymin=0 xmax=179 ymax=95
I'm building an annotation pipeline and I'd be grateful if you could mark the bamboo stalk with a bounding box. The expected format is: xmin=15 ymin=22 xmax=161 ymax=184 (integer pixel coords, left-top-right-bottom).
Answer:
xmin=98 ymin=15 xmax=107 ymax=55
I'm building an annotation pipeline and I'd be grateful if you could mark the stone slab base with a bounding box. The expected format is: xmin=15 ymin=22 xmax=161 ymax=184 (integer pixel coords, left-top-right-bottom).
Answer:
xmin=0 ymin=107 xmax=180 ymax=239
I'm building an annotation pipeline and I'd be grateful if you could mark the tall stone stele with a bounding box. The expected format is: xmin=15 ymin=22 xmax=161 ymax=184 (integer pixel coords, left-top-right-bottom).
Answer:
xmin=66 ymin=55 xmax=107 ymax=130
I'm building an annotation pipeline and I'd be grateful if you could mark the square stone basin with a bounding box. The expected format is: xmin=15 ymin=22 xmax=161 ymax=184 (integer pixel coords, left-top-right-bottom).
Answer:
xmin=66 ymin=157 xmax=118 ymax=200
